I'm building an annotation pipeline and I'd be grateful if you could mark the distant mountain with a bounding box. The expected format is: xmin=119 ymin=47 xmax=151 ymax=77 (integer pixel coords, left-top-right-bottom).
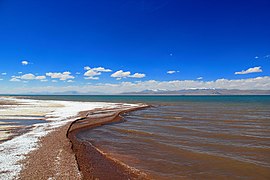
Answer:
xmin=121 ymin=89 xmax=270 ymax=95
xmin=8 ymin=89 xmax=270 ymax=96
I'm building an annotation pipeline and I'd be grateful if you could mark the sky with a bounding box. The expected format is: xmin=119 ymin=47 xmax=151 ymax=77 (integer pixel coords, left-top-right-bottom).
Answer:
xmin=0 ymin=0 xmax=270 ymax=94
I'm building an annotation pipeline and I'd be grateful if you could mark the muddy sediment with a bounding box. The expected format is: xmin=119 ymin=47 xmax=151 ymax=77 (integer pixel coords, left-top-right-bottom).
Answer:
xmin=67 ymin=105 xmax=150 ymax=180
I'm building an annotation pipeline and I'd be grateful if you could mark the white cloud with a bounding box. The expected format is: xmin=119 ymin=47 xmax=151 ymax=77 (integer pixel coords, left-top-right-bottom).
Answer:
xmin=10 ymin=77 xmax=21 ymax=82
xmin=111 ymin=70 xmax=146 ymax=79
xmin=18 ymin=72 xmax=23 ymax=74
xmin=1 ymin=73 xmax=7 ymax=75
xmin=167 ymin=70 xmax=179 ymax=74
xmin=21 ymin=60 xmax=29 ymax=65
xmin=21 ymin=73 xmax=36 ymax=80
xmin=35 ymin=76 xmax=46 ymax=80
xmin=46 ymin=71 xmax=74 ymax=81
xmin=4 ymin=76 xmax=270 ymax=94
xmin=91 ymin=67 xmax=112 ymax=72
xmin=0 ymin=79 xmax=3 ymax=81
xmin=67 ymin=80 xmax=75 ymax=83
xmin=197 ymin=77 xmax=203 ymax=80
xmin=84 ymin=70 xmax=101 ymax=77
xmin=84 ymin=66 xmax=112 ymax=80
xmin=111 ymin=70 xmax=131 ymax=78
xmin=255 ymin=56 xmax=259 ymax=59
xmin=9 ymin=73 xmax=47 ymax=81
xmin=85 ymin=76 xmax=99 ymax=80
xmin=129 ymin=73 xmax=146 ymax=78
xmin=167 ymin=70 xmax=176 ymax=74
xmin=52 ymin=80 xmax=58 ymax=83
xmin=84 ymin=66 xmax=91 ymax=70
xmin=76 ymin=72 xmax=81 ymax=75
xmin=235 ymin=66 xmax=263 ymax=75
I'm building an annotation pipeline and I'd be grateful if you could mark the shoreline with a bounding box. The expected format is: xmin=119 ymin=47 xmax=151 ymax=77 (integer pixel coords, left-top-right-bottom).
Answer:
xmin=67 ymin=105 xmax=150 ymax=180
xmin=0 ymin=96 xmax=149 ymax=179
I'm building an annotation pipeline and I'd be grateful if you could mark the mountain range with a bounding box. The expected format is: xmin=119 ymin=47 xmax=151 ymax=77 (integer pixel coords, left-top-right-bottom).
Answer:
xmin=121 ymin=89 xmax=270 ymax=95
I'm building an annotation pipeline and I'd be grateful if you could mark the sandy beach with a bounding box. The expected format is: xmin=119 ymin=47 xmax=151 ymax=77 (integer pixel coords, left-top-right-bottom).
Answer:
xmin=0 ymin=97 xmax=148 ymax=179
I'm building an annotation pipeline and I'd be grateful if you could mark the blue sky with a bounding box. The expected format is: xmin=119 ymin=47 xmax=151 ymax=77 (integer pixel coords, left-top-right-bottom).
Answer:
xmin=0 ymin=0 xmax=269 ymax=94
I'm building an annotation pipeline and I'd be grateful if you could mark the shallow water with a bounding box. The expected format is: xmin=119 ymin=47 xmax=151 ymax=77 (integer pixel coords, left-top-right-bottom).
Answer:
xmin=77 ymin=96 xmax=270 ymax=179
xmin=0 ymin=118 xmax=45 ymax=126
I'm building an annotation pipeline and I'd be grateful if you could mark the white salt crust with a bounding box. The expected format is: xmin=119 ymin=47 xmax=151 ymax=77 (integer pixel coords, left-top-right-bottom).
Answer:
xmin=0 ymin=97 xmax=138 ymax=180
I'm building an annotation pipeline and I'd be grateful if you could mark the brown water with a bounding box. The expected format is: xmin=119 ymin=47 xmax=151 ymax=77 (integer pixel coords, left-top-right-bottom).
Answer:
xmin=75 ymin=96 xmax=270 ymax=179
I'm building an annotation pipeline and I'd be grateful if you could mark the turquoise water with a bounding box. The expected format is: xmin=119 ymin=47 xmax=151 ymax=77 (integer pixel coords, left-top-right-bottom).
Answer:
xmin=22 ymin=95 xmax=270 ymax=104
xmin=24 ymin=95 xmax=270 ymax=179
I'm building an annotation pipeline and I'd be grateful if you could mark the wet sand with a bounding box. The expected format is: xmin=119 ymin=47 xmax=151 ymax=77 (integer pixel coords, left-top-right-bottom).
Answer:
xmin=0 ymin=100 xmax=24 ymax=142
xmin=18 ymin=104 xmax=149 ymax=180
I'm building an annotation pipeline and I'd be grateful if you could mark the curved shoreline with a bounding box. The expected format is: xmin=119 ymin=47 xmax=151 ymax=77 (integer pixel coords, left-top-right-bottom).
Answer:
xmin=1 ymin=97 xmax=149 ymax=179
xmin=67 ymin=105 xmax=150 ymax=180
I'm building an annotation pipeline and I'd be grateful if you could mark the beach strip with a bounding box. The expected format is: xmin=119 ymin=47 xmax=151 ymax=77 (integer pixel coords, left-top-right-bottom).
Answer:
xmin=0 ymin=97 xmax=148 ymax=179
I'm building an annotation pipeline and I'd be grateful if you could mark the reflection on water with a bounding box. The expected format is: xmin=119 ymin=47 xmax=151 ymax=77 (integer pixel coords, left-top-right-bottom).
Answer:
xmin=80 ymin=99 xmax=270 ymax=179
xmin=0 ymin=118 xmax=45 ymax=142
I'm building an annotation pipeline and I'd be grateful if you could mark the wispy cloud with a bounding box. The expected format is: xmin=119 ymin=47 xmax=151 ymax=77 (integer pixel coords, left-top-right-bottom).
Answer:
xmin=1 ymin=72 xmax=7 ymax=75
xmin=167 ymin=70 xmax=179 ymax=74
xmin=197 ymin=77 xmax=203 ymax=80
xmin=235 ymin=66 xmax=262 ymax=75
xmin=264 ymin=55 xmax=270 ymax=59
xmin=254 ymin=54 xmax=270 ymax=59
xmin=10 ymin=77 xmax=21 ymax=82
xmin=20 ymin=73 xmax=36 ymax=80
xmin=9 ymin=73 xmax=46 ymax=82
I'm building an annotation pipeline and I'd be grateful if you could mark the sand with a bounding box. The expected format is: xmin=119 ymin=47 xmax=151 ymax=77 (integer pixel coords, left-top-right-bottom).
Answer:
xmin=0 ymin=97 xmax=127 ymax=179
xmin=19 ymin=105 xmax=150 ymax=180
xmin=19 ymin=122 xmax=81 ymax=180
xmin=0 ymin=97 xmax=150 ymax=180
xmin=0 ymin=96 xmax=150 ymax=179
xmin=19 ymin=106 xmax=150 ymax=180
